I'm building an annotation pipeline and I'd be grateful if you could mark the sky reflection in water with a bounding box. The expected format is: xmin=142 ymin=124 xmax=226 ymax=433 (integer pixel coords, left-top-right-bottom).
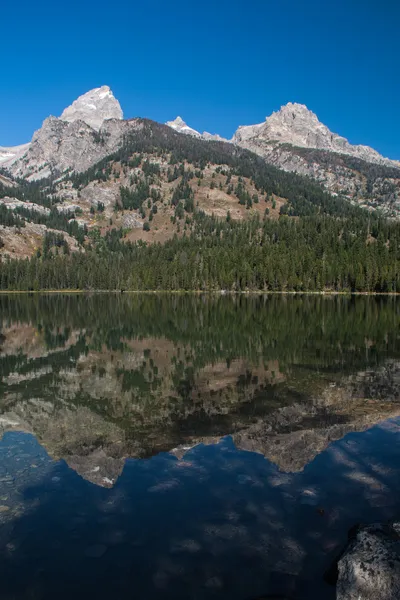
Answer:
xmin=0 ymin=294 xmax=400 ymax=599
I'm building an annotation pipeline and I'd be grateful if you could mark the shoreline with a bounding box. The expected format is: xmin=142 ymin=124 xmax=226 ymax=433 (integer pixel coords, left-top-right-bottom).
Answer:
xmin=0 ymin=289 xmax=399 ymax=296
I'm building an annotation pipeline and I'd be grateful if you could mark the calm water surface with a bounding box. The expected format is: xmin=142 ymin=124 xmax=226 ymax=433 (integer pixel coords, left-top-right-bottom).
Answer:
xmin=0 ymin=294 xmax=399 ymax=599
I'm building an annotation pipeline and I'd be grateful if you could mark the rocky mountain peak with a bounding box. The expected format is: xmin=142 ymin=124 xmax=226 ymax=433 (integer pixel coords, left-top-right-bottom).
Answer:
xmin=275 ymin=101 xmax=318 ymax=118
xmin=266 ymin=101 xmax=329 ymax=133
xmin=170 ymin=116 xmax=185 ymax=127
xmin=59 ymin=85 xmax=123 ymax=131
xmin=165 ymin=116 xmax=201 ymax=137
xmin=233 ymin=102 xmax=398 ymax=167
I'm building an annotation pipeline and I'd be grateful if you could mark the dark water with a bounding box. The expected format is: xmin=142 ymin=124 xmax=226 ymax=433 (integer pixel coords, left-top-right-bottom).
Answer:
xmin=0 ymin=294 xmax=400 ymax=599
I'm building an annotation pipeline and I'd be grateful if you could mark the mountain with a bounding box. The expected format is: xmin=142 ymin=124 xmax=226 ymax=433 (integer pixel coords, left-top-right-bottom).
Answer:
xmin=2 ymin=88 xmax=399 ymax=217
xmin=232 ymin=102 xmax=399 ymax=167
xmin=232 ymin=103 xmax=400 ymax=216
xmin=1 ymin=116 xmax=399 ymax=295
xmin=0 ymin=86 xmax=400 ymax=292
xmin=4 ymin=86 xmax=126 ymax=181
xmin=8 ymin=116 xmax=141 ymax=181
xmin=0 ymin=118 xmax=289 ymax=259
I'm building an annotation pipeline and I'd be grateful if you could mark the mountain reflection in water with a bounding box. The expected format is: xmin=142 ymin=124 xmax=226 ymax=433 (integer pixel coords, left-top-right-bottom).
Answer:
xmin=0 ymin=293 xmax=399 ymax=599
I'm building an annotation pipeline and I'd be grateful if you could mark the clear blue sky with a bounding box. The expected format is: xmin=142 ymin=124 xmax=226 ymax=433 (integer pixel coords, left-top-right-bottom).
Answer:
xmin=1 ymin=0 xmax=399 ymax=158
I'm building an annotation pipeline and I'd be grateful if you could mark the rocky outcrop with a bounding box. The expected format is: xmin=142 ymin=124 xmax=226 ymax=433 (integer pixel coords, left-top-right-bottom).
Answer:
xmin=0 ymin=195 xmax=50 ymax=215
xmin=336 ymin=523 xmax=400 ymax=600
xmin=0 ymin=221 xmax=80 ymax=259
xmin=233 ymin=102 xmax=399 ymax=168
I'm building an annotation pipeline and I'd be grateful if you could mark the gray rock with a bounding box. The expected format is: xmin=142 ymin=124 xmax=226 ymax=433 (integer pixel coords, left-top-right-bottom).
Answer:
xmin=6 ymin=85 xmax=136 ymax=181
xmin=80 ymin=182 xmax=119 ymax=209
xmin=9 ymin=114 xmax=143 ymax=181
xmin=0 ymin=196 xmax=50 ymax=215
xmin=337 ymin=523 xmax=400 ymax=600
xmin=60 ymin=85 xmax=123 ymax=131
xmin=202 ymin=131 xmax=228 ymax=142
xmin=231 ymin=102 xmax=400 ymax=217
xmin=232 ymin=102 xmax=399 ymax=168
xmin=122 ymin=213 xmax=143 ymax=229
xmin=0 ymin=143 xmax=31 ymax=168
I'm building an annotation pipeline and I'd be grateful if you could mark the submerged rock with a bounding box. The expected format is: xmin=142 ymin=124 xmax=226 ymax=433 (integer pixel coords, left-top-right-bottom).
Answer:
xmin=336 ymin=523 xmax=400 ymax=599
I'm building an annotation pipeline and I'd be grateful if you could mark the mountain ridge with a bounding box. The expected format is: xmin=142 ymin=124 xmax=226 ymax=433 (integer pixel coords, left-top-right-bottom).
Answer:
xmin=0 ymin=86 xmax=400 ymax=265
xmin=2 ymin=87 xmax=399 ymax=184
xmin=232 ymin=102 xmax=400 ymax=168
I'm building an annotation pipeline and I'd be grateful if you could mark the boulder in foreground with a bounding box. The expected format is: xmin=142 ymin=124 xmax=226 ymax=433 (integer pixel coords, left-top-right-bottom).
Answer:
xmin=337 ymin=523 xmax=400 ymax=600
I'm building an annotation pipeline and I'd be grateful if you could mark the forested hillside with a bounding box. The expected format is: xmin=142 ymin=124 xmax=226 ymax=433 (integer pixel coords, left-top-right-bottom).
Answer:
xmin=0 ymin=120 xmax=399 ymax=292
xmin=0 ymin=210 xmax=399 ymax=292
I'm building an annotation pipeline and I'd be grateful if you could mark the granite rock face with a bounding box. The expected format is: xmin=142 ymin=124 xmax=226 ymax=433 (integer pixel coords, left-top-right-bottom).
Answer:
xmin=231 ymin=103 xmax=400 ymax=216
xmin=233 ymin=102 xmax=399 ymax=168
xmin=337 ymin=523 xmax=400 ymax=600
xmin=59 ymin=85 xmax=123 ymax=130
xmin=6 ymin=86 xmax=128 ymax=181
xmin=9 ymin=115 xmax=142 ymax=181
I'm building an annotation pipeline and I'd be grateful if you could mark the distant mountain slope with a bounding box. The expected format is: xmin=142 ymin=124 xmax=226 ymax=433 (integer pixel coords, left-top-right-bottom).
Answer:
xmin=0 ymin=117 xmax=370 ymax=260
xmin=0 ymin=143 xmax=31 ymax=168
xmin=231 ymin=104 xmax=400 ymax=216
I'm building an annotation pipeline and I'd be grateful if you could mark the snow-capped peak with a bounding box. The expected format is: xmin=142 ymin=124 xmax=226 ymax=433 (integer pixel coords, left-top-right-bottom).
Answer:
xmin=165 ymin=116 xmax=201 ymax=138
xmin=60 ymin=85 xmax=123 ymax=131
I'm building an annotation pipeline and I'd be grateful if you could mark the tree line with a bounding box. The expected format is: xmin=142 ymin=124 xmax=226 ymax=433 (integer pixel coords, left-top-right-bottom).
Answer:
xmin=0 ymin=210 xmax=398 ymax=292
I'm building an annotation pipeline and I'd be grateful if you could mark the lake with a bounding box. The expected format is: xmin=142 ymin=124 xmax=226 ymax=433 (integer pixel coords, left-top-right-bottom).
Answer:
xmin=0 ymin=293 xmax=399 ymax=599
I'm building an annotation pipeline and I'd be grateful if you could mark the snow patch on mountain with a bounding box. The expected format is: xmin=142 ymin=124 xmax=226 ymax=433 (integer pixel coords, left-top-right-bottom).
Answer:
xmin=165 ymin=116 xmax=202 ymax=138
